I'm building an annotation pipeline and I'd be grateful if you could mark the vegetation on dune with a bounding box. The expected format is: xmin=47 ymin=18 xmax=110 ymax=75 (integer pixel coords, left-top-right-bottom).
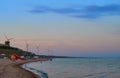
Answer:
xmin=0 ymin=45 xmax=18 ymax=50
xmin=0 ymin=45 xmax=35 ymax=58
xmin=0 ymin=45 xmax=73 ymax=58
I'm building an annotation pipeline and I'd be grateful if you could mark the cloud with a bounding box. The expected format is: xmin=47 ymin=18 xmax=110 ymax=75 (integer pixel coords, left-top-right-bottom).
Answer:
xmin=29 ymin=4 xmax=120 ymax=19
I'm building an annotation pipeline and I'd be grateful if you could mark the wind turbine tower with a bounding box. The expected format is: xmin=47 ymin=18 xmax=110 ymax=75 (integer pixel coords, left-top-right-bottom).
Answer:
xmin=4 ymin=35 xmax=13 ymax=47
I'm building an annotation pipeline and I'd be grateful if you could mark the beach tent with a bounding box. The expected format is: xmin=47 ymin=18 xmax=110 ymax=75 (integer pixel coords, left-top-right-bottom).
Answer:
xmin=0 ymin=54 xmax=6 ymax=58
xmin=33 ymin=56 xmax=39 ymax=59
xmin=1 ymin=54 xmax=6 ymax=56
xmin=25 ymin=56 xmax=32 ymax=59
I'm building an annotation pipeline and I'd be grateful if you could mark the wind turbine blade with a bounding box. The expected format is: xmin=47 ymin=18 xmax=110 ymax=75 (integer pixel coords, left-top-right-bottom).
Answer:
xmin=4 ymin=34 xmax=8 ymax=40
xmin=8 ymin=38 xmax=14 ymax=41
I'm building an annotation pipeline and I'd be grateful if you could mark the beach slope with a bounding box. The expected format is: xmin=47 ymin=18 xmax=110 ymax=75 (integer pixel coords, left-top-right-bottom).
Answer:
xmin=0 ymin=59 xmax=40 ymax=78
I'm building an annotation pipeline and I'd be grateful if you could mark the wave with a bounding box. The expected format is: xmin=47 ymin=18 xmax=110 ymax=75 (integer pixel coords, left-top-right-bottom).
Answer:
xmin=22 ymin=63 xmax=48 ymax=78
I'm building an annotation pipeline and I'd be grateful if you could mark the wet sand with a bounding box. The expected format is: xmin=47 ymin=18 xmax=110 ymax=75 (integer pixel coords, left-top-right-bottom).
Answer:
xmin=0 ymin=59 xmax=47 ymax=78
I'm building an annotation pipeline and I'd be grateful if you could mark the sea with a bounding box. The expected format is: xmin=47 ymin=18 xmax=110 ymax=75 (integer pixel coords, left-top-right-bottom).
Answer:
xmin=23 ymin=58 xmax=120 ymax=78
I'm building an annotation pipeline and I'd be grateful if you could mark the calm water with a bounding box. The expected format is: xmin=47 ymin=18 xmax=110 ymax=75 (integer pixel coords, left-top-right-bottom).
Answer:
xmin=23 ymin=58 xmax=120 ymax=78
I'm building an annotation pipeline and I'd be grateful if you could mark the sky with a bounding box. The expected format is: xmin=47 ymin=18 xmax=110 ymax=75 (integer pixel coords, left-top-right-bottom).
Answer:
xmin=0 ymin=0 xmax=120 ymax=57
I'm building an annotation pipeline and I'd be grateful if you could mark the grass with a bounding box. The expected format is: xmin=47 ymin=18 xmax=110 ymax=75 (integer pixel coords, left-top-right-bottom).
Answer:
xmin=0 ymin=45 xmax=35 ymax=58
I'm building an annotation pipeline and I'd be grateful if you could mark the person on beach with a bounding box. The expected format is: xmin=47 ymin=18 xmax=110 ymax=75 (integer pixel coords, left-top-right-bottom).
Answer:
xmin=10 ymin=53 xmax=18 ymax=61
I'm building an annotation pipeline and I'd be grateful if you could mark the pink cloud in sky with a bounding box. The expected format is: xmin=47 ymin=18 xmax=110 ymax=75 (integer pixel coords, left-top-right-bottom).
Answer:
xmin=1 ymin=36 xmax=119 ymax=56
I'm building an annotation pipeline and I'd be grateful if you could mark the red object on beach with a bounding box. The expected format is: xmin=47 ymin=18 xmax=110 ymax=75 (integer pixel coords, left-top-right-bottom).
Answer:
xmin=11 ymin=53 xmax=27 ymax=60
xmin=18 ymin=57 xmax=27 ymax=60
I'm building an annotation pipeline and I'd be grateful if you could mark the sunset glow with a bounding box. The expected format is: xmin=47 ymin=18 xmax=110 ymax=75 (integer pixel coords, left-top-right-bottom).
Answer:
xmin=0 ymin=0 xmax=120 ymax=57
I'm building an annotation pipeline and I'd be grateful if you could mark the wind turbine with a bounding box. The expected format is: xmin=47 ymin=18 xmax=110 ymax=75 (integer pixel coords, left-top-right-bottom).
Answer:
xmin=46 ymin=48 xmax=54 ymax=56
xmin=36 ymin=44 xmax=40 ymax=55
xmin=26 ymin=41 xmax=29 ymax=52
xmin=4 ymin=34 xmax=14 ymax=47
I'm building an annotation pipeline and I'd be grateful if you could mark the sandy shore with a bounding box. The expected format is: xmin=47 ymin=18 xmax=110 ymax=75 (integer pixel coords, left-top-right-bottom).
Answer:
xmin=0 ymin=59 xmax=46 ymax=78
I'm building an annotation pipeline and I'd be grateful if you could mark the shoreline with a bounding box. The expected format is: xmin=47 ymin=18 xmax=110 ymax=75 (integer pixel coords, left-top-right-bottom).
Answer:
xmin=0 ymin=58 xmax=49 ymax=78
xmin=16 ymin=59 xmax=42 ymax=78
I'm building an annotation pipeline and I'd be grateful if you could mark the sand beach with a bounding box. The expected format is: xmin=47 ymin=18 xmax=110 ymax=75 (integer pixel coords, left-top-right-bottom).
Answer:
xmin=0 ymin=59 xmax=45 ymax=78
